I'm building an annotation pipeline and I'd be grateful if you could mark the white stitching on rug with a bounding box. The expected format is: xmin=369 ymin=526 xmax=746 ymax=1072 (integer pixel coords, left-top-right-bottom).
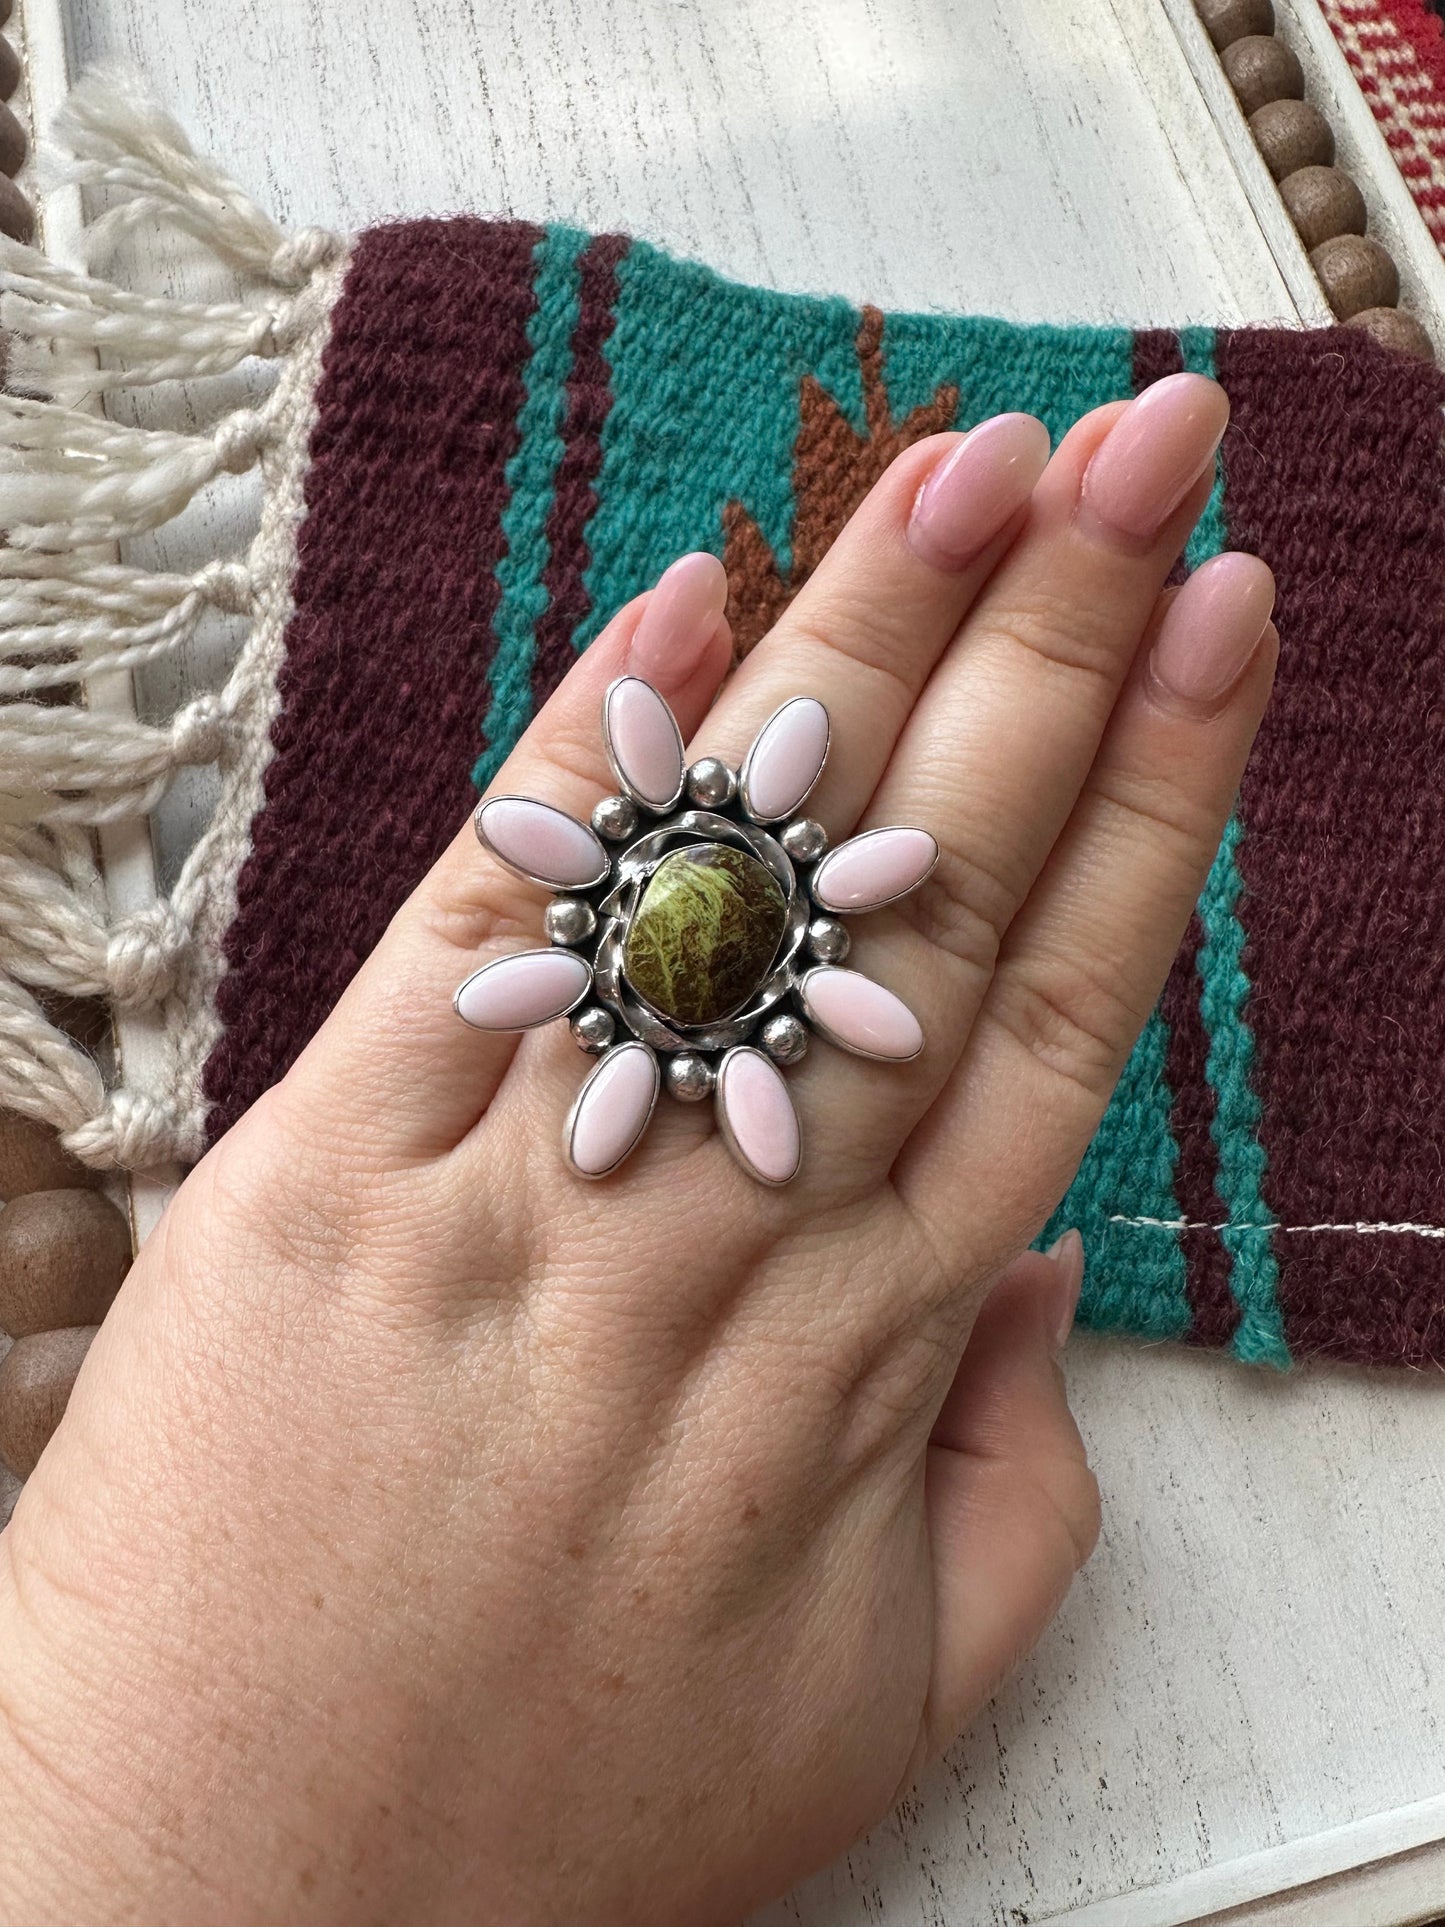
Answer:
xmin=0 ymin=67 xmax=349 ymax=1168
xmin=1110 ymin=1216 xmax=1445 ymax=1238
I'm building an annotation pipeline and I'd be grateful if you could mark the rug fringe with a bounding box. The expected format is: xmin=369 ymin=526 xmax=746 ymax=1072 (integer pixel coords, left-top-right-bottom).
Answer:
xmin=0 ymin=68 xmax=345 ymax=1166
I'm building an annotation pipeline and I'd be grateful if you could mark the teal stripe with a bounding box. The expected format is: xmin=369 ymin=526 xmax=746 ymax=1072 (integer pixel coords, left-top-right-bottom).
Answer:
xmin=1039 ymin=1009 xmax=1194 ymax=1340
xmin=1197 ymin=818 xmax=1289 ymax=1367
xmin=1178 ymin=326 xmax=1228 ymax=571
xmin=472 ymin=225 xmax=589 ymax=791
xmin=1176 ymin=326 xmax=1290 ymax=1368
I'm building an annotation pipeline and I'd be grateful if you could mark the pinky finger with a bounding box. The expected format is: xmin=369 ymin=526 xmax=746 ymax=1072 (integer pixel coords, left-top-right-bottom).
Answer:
xmin=899 ymin=553 xmax=1278 ymax=1252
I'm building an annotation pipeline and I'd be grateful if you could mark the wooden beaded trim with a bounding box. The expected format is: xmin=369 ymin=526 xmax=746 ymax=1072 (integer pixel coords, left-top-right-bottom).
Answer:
xmin=0 ymin=0 xmax=34 ymax=246
xmin=0 ymin=1108 xmax=131 ymax=1495
xmin=1194 ymin=0 xmax=1436 ymax=360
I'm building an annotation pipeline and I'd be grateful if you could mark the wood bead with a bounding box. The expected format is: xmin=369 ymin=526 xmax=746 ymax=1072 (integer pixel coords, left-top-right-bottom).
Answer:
xmin=0 ymin=1326 xmax=97 ymax=1479
xmin=0 ymin=172 xmax=33 ymax=244
xmin=0 ymin=99 xmax=24 ymax=178
xmin=0 ymin=1110 xmax=98 ymax=1200
xmin=1279 ymin=165 xmax=1366 ymax=249
xmin=1311 ymin=232 xmax=1400 ymax=319
xmin=1196 ymin=0 xmax=1274 ymax=52
xmin=0 ymin=33 xmax=17 ymax=102
xmin=1249 ymin=97 xmax=1334 ymax=179
xmin=0 ymin=1190 xmax=131 ymax=1339
xmin=1222 ymin=34 xmax=1305 ymax=118
xmin=1346 ymin=306 xmax=1436 ymax=362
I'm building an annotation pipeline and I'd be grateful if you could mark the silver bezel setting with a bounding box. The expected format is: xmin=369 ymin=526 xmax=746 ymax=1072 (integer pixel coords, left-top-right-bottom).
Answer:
xmin=475 ymin=794 xmax=611 ymax=890
xmin=601 ymin=676 xmax=687 ymax=813
xmin=738 ymin=695 xmax=832 ymax=824
xmin=563 ymin=1039 xmax=661 ymax=1178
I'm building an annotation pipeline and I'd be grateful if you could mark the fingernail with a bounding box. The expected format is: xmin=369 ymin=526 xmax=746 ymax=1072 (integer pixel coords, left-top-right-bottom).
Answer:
xmin=1148 ymin=551 xmax=1275 ymax=706
xmin=907 ymin=414 xmax=1051 ymax=571
xmin=628 ymin=552 xmax=729 ymax=684
xmin=1081 ymin=373 xmax=1229 ymax=541
xmin=1045 ymin=1228 xmax=1085 ymax=1353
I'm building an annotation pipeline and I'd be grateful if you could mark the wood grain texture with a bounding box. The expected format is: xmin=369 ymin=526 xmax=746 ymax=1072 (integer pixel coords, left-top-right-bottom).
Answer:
xmin=35 ymin=0 xmax=1445 ymax=1920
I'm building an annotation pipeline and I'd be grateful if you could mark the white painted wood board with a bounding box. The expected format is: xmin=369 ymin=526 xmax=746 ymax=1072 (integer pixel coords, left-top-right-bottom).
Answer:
xmin=20 ymin=0 xmax=1445 ymax=1920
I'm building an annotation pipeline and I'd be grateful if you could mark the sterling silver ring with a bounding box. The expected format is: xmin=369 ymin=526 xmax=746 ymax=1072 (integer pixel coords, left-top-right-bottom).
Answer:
xmin=455 ymin=677 xmax=938 ymax=1185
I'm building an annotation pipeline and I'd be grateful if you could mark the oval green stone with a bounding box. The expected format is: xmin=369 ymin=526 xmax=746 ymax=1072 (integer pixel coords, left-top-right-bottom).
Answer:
xmin=623 ymin=842 xmax=787 ymax=1027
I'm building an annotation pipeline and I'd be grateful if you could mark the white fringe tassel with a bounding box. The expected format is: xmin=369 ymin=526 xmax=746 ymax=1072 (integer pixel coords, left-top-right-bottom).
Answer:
xmin=0 ymin=68 xmax=346 ymax=1167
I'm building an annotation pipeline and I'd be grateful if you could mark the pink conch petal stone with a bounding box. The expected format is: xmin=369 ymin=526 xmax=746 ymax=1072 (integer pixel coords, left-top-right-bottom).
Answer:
xmin=476 ymin=796 xmax=608 ymax=888
xmin=605 ymin=677 xmax=684 ymax=808
xmin=811 ymin=827 xmax=938 ymax=913
xmin=717 ymin=1047 xmax=801 ymax=1185
xmin=567 ymin=1042 xmax=660 ymax=1177
xmin=742 ymin=696 xmax=830 ymax=821
xmin=456 ymin=948 xmax=592 ymax=1031
xmin=800 ymin=966 xmax=923 ymax=1061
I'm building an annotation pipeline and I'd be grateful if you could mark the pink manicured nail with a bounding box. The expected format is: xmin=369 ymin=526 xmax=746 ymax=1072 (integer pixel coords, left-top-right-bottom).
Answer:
xmin=907 ymin=413 xmax=1051 ymax=570
xmin=1148 ymin=551 xmax=1275 ymax=705
xmin=1045 ymin=1228 xmax=1085 ymax=1352
xmin=628 ymin=552 xmax=728 ymax=683
xmin=1081 ymin=373 xmax=1229 ymax=541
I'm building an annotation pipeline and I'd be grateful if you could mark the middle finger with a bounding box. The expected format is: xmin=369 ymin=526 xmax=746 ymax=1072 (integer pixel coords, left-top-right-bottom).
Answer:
xmin=795 ymin=372 xmax=1230 ymax=1168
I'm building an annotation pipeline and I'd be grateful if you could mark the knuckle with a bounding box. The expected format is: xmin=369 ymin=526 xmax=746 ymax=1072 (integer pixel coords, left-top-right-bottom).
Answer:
xmin=542 ymin=730 xmax=612 ymax=796
xmin=412 ymin=875 xmax=539 ymax=959
xmin=1089 ymin=765 xmax=1221 ymax=873
xmin=905 ymin=845 xmax=1017 ymax=977
xmin=989 ymin=951 xmax=1146 ymax=1103
xmin=974 ymin=584 xmax=1127 ymax=688
xmin=772 ymin=602 xmax=919 ymax=715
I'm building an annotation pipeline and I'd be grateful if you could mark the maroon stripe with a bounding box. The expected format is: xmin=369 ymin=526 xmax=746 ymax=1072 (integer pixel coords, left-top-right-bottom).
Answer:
xmin=1158 ymin=917 xmax=1241 ymax=1349
xmin=1132 ymin=327 xmax=1185 ymax=390
xmin=1214 ymin=325 xmax=1445 ymax=1367
xmin=529 ymin=233 xmax=629 ymax=709
xmin=1134 ymin=331 xmax=1239 ymax=1347
xmin=202 ymin=218 xmax=543 ymax=1145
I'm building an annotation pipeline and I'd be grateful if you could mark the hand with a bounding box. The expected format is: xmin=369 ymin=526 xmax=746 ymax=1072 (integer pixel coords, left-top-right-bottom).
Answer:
xmin=0 ymin=375 xmax=1275 ymax=1927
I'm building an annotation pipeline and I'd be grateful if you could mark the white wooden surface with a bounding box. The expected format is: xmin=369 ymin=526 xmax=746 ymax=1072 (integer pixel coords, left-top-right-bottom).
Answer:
xmin=34 ymin=0 xmax=1445 ymax=1921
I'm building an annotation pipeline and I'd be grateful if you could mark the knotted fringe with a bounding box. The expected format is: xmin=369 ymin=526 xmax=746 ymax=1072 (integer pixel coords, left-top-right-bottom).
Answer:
xmin=0 ymin=68 xmax=348 ymax=1166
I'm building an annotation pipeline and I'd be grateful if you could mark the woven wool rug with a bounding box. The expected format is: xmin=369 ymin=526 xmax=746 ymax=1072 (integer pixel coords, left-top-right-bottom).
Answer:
xmin=3 ymin=76 xmax=1444 ymax=1372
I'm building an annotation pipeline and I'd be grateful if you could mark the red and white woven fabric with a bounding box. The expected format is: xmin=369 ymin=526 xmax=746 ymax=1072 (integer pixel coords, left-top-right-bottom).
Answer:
xmin=1319 ymin=0 xmax=1445 ymax=248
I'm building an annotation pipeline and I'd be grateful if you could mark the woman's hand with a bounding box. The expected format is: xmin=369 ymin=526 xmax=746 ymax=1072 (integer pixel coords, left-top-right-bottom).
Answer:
xmin=0 ymin=375 xmax=1275 ymax=1927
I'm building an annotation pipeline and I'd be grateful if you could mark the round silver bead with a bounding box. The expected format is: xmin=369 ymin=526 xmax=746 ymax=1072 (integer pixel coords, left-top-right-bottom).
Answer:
xmin=780 ymin=817 xmax=828 ymax=863
xmin=806 ymin=915 xmax=850 ymax=964
xmin=570 ymin=1007 xmax=616 ymax=1055
xmin=665 ymin=1051 xmax=715 ymax=1102
xmin=760 ymin=1012 xmax=809 ymax=1065
xmin=544 ymin=897 xmax=596 ymax=946
xmin=685 ymin=758 xmax=737 ymax=809
xmin=592 ymin=794 xmax=639 ymax=842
